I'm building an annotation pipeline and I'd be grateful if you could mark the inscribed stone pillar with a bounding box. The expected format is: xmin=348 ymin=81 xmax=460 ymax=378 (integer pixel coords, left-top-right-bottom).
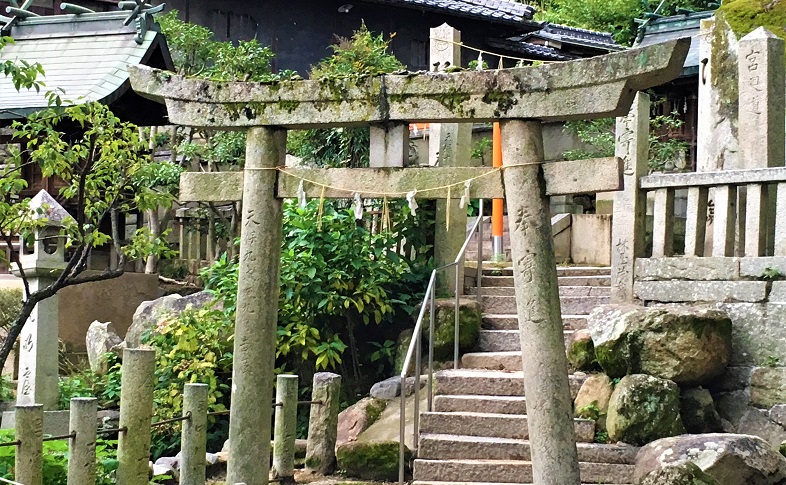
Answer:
xmin=697 ymin=18 xmax=739 ymax=172
xmin=226 ymin=127 xmax=285 ymax=485
xmin=430 ymin=23 xmax=472 ymax=292
xmin=16 ymin=277 xmax=59 ymax=410
xmin=611 ymin=93 xmax=649 ymax=302
xmin=500 ymin=120 xmax=581 ymax=485
xmin=738 ymin=27 xmax=785 ymax=168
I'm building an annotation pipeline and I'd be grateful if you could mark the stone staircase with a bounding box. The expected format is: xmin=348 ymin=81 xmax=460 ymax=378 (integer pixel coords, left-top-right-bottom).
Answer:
xmin=413 ymin=265 xmax=639 ymax=485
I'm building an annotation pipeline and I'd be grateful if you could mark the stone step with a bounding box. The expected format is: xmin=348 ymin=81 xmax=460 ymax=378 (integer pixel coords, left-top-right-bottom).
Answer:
xmin=475 ymin=266 xmax=611 ymax=279
xmin=482 ymin=314 xmax=587 ymax=331
xmin=433 ymin=394 xmax=528 ymax=414
xmin=461 ymin=351 xmax=523 ymax=371
xmin=413 ymin=459 xmax=634 ymax=483
xmin=480 ymin=274 xmax=612 ymax=287
xmin=419 ymin=412 xmax=595 ymax=442
xmin=434 ymin=369 xmax=586 ymax=399
xmin=476 ymin=285 xmax=610 ymax=297
xmin=482 ymin=295 xmax=609 ymax=315
xmin=414 ymin=482 xmax=630 ymax=485
xmin=478 ymin=329 xmax=574 ymax=352
xmin=419 ymin=434 xmax=639 ymax=464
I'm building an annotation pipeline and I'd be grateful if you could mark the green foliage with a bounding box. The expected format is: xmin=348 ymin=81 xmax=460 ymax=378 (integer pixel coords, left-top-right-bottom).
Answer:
xmin=761 ymin=266 xmax=784 ymax=280
xmin=576 ymin=402 xmax=605 ymax=421
xmin=0 ymin=429 xmax=117 ymax=485
xmin=470 ymin=137 xmax=493 ymax=165
xmin=1 ymin=36 xmax=45 ymax=91
xmin=563 ymin=118 xmax=615 ymax=161
xmin=142 ymin=308 xmax=233 ymax=458
xmin=763 ymin=355 xmax=781 ymax=367
xmin=289 ymin=24 xmax=402 ymax=168
xmin=594 ymin=429 xmax=609 ymax=443
xmin=58 ymin=373 xmax=95 ymax=410
xmin=0 ymin=289 xmax=22 ymax=331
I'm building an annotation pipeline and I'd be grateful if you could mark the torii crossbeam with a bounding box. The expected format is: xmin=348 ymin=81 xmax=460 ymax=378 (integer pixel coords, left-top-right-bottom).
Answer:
xmin=129 ymin=37 xmax=689 ymax=485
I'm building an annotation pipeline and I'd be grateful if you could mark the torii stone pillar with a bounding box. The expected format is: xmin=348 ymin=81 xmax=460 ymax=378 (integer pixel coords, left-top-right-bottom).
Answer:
xmin=127 ymin=37 xmax=689 ymax=485
xmin=501 ymin=120 xmax=580 ymax=483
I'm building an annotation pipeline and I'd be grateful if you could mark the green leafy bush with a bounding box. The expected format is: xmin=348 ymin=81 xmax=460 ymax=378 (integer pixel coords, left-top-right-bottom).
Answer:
xmin=0 ymin=289 xmax=22 ymax=330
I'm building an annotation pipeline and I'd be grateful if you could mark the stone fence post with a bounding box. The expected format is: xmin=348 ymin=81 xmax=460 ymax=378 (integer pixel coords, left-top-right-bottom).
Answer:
xmin=181 ymin=383 xmax=209 ymax=485
xmin=68 ymin=397 xmax=98 ymax=485
xmin=272 ymin=374 xmax=298 ymax=482
xmin=15 ymin=404 xmax=43 ymax=485
xmin=117 ymin=348 xmax=155 ymax=485
xmin=305 ymin=372 xmax=341 ymax=474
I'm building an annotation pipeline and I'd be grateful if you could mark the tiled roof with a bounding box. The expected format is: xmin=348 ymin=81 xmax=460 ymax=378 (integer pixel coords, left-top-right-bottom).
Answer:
xmin=0 ymin=11 xmax=172 ymax=120
xmin=537 ymin=23 xmax=622 ymax=50
xmin=486 ymin=36 xmax=573 ymax=61
xmin=636 ymin=11 xmax=714 ymax=75
xmin=361 ymin=0 xmax=537 ymax=26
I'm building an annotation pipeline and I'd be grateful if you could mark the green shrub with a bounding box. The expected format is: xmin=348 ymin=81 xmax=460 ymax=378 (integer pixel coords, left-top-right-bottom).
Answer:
xmin=0 ymin=288 xmax=22 ymax=330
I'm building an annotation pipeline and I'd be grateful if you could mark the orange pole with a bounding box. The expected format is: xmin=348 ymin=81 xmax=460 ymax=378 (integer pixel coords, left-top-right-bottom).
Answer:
xmin=492 ymin=123 xmax=504 ymax=259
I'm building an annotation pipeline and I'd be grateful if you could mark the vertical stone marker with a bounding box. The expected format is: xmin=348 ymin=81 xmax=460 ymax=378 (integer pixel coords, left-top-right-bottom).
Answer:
xmin=611 ymin=93 xmax=649 ymax=301
xmin=738 ymin=27 xmax=785 ymax=169
xmin=227 ymin=127 xmax=286 ymax=485
xmin=430 ymin=23 xmax=472 ymax=292
xmin=500 ymin=120 xmax=581 ymax=485
xmin=305 ymin=372 xmax=341 ymax=474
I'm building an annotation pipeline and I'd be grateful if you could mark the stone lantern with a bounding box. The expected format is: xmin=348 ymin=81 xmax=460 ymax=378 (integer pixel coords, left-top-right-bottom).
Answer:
xmin=12 ymin=190 xmax=70 ymax=410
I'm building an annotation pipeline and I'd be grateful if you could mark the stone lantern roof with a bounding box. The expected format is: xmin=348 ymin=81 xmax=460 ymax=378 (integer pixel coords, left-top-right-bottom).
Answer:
xmin=27 ymin=190 xmax=71 ymax=226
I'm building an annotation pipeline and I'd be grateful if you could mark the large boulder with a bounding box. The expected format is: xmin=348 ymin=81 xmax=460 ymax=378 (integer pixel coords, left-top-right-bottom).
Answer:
xmin=336 ymin=441 xmax=410 ymax=481
xmin=639 ymin=462 xmax=720 ymax=485
xmin=587 ymin=304 xmax=732 ymax=386
xmin=85 ymin=321 xmax=124 ymax=375
xmin=566 ymin=329 xmax=598 ymax=371
xmin=409 ymin=299 xmax=481 ymax=363
xmin=337 ymin=397 xmax=387 ymax=447
xmin=574 ymin=373 xmax=613 ymax=431
xmin=680 ymin=387 xmax=724 ymax=434
xmin=634 ymin=434 xmax=786 ymax=485
xmin=751 ymin=367 xmax=786 ymax=409
xmin=606 ymin=374 xmax=685 ymax=446
xmin=125 ymin=292 xmax=220 ymax=347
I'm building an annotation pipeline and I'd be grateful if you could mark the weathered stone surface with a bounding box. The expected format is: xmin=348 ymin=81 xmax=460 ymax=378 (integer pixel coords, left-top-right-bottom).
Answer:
xmin=738 ymin=408 xmax=786 ymax=450
xmin=634 ymin=257 xmax=739 ymax=281
xmin=129 ymin=38 xmax=689 ymax=128
xmin=751 ymin=367 xmax=786 ymax=409
xmin=634 ymin=281 xmax=768 ymax=303
xmin=680 ymin=387 xmax=723 ymax=434
xmin=126 ymin=292 xmax=219 ymax=347
xmin=634 ymin=434 xmax=786 ymax=484
xmin=336 ymin=397 xmax=387 ymax=447
xmin=639 ymin=462 xmax=720 ymax=485
xmin=574 ymin=373 xmax=613 ymax=431
xmin=771 ymin=405 xmax=786 ymax=427
xmin=85 ymin=321 xmax=124 ymax=375
xmin=587 ymin=304 xmax=732 ymax=385
xmin=719 ymin=303 xmax=786 ymax=366
xmin=606 ymin=374 xmax=684 ymax=446
xmin=305 ymin=372 xmax=341 ymax=474
xmin=740 ymin=257 xmax=786 ymax=278
xmin=707 ymin=366 xmax=753 ymax=393
xmin=714 ymin=390 xmax=752 ymax=427
xmin=336 ymin=441 xmax=410 ymax=481
xmin=566 ymin=329 xmax=598 ymax=371
xmin=769 ymin=282 xmax=786 ymax=303
xmin=416 ymin=298 xmax=481 ymax=361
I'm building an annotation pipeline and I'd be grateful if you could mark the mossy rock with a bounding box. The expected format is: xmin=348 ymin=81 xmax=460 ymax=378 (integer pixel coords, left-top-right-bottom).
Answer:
xmin=606 ymin=374 xmax=685 ymax=446
xmin=416 ymin=299 xmax=482 ymax=361
xmin=566 ymin=329 xmax=599 ymax=371
xmin=641 ymin=462 xmax=721 ymax=485
xmin=780 ymin=441 xmax=786 ymax=458
xmin=718 ymin=0 xmax=786 ymax=42
xmin=336 ymin=440 xmax=411 ymax=481
xmin=394 ymin=328 xmax=414 ymax=374
xmin=680 ymin=387 xmax=723 ymax=434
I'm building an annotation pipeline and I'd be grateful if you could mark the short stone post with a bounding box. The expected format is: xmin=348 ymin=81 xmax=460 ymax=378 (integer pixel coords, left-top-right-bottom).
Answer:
xmin=226 ymin=127 xmax=286 ymax=485
xmin=305 ymin=372 xmax=341 ymax=474
xmin=180 ymin=383 xmax=209 ymax=485
xmin=272 ymin=374 xmax=298 ymax=482
xmin=68 ymin=397 xmax=98 ymax=485
xmin=500 ymin=120 xmax=581 ymax=485
xmin=611 ymin=93 xmax=649 ymax=301
xmin=117 ymin=348 xmax=155 ymax=485
xmin=15 ymin=404 xmax=43 ymax=485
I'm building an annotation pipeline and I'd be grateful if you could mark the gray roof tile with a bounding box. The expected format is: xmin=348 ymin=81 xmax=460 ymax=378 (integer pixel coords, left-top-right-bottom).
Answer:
xmin=361 ymin=0 xmax=537 ymax=25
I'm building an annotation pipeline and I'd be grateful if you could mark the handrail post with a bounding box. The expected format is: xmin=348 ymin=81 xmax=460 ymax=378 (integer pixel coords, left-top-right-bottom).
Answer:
xmin=454 ymin=264 xmax=460 ymax=369
xmin=413 ymin=330 xmax=421 ymax=452
xmin=477 ymin=199 xmax=484 ymax=300
xmin=398 ymin=373 xmax=406 ymax=485
xmin=427 ymin=284 xmax=435 ymax=412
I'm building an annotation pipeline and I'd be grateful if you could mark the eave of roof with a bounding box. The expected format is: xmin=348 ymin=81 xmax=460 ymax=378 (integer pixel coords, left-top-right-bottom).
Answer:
xmin=486 ymin=36 xmax=573 ymax=61
xmin=359 ymin=0 xmax=540 ymax=29
xmin=636 ymin=10 xmax=714 ymax=76
xmin=0 ymin=10 xmax=173 ymax=120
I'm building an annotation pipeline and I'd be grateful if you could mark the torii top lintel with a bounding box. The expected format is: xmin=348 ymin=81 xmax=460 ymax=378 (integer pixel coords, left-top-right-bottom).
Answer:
xmin=128 ymin=39 xmax=689 ymax=130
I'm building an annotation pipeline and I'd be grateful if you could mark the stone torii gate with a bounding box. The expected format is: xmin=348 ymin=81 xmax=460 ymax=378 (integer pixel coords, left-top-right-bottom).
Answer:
xmin=129 ymin=38 xmax=688 ymax=485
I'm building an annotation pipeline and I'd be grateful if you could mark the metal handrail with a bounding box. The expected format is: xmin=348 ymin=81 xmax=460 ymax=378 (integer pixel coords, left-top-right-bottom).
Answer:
xmin=398 ymin=199 xmax=486 ymax=484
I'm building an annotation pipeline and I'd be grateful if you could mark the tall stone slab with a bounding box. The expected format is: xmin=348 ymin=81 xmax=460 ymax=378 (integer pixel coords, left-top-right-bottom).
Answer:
xmin=226 ymin=127 xmax=286 ymax=485
xmin=611 ymin=93 xmax=650 ymax=302
xmin=430 ymin=23 xmax=472 ymax=291
xmin=697 ymin=18 xmax=739 ymax=172
xmin=738 ymin=27 xmax=785 ymax=168
xmin=16 ymin=278 xmax=59 ymax=410
xmin=501 ymin=120 xmax=581 ymax=485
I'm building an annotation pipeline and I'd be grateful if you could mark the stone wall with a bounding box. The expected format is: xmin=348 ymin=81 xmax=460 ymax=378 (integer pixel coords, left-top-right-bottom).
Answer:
xmin=633 ymin=256 xmax=786 ymax=445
